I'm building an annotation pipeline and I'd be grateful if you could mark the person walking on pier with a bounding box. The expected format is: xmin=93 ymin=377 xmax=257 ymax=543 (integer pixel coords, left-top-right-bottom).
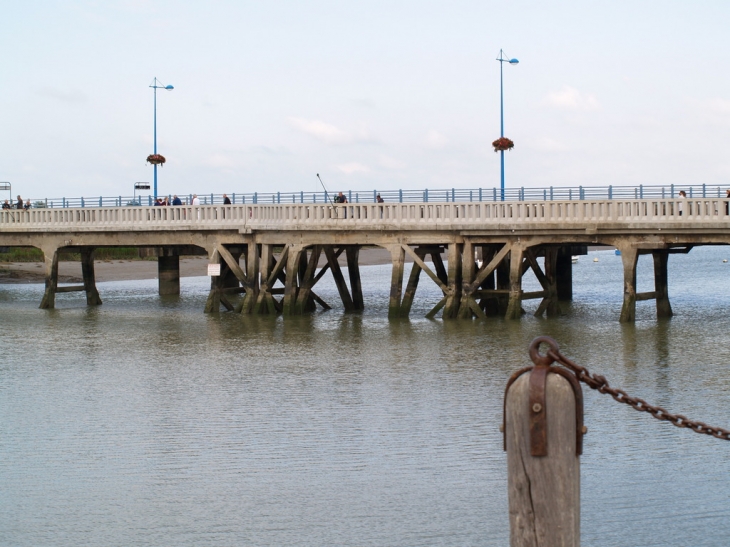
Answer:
xmin=678 ymin=190 xmax=686 ymax=216
xmin=2 ymin=200 xmax=10 ymax=210
xmin=16 ymin=195 xmax=23 ymax=209
xmin=223 ymin=194 xmax=231 ymax=205
xmin=192 ymin=194 xmax=200 ymax=206
xmin=376 ymin=193 xmax=384 ymax=203
xmin=172 ymin=195 xmax=182 ymax=206
xmin=24 ymin=199 xmax=31 ymax=210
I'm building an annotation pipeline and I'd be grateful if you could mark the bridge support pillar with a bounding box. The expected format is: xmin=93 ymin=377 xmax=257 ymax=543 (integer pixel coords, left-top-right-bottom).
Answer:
xmin=556 ymin=248 xmax=574 ymax=301
xmin=619 ymin=245 xmax=639 ymax=323
xmin=346 ymin=246 xmax=364 ymax=311
xmin=505 ymin=245 xmax=525 ymax=320
xmin=387 ymin=245 xmax=406 ymax=319
xmin=80 ymin=247 xmax=102 ymax=306
xmin=40 ymin=248 xmax=59 ymax=309
xmin=158 ymin=255 xmax=180 ymax=295
xmin=653 ymin=250 xmax=673 ymax=318
xmin=442 ymin=242 xmax=463 ymax=319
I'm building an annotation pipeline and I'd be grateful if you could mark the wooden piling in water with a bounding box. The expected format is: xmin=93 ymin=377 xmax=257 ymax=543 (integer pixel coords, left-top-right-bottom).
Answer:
xmin=40 ymin=248 xmax=59 ymax=309
xmin=505 ymin=245 xmax=525 ymax=320
xmin=653 ymin=250 xmax=673 ymax=318
xmin=505 ymin=371 xmax=580 ymax=546
xmin=80 ymin=247 xmax=102 ymax=306
xmin=619 ymin=246 xmax=639 ymax=323
xmin=387 ymin=245 xmax=406 ymax=319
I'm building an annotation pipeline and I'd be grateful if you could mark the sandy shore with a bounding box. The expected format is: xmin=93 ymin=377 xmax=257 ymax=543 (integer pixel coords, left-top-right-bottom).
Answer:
xmin=0 ymin=248 xmax=399 ymax=285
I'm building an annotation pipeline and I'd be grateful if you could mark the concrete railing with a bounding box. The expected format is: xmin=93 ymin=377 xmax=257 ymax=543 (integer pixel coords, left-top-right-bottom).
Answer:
xmin=2 ymin=199 xmax=729 ymax=232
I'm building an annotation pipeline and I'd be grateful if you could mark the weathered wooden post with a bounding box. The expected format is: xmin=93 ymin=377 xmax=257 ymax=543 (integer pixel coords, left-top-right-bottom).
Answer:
xmin=503 ymin=337 xmax=584 ymax=547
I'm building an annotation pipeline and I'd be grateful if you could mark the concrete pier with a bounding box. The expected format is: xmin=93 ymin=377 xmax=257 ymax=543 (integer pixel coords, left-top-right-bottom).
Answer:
xmin=3 ymin=197 xmax=730 ymax=321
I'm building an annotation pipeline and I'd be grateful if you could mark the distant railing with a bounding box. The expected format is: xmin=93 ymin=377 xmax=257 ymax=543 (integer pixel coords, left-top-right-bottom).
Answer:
xmin=3 ymin=198 xmax=730 ymax=231
xmin=19 ymin=183 xmax=730 ymax=209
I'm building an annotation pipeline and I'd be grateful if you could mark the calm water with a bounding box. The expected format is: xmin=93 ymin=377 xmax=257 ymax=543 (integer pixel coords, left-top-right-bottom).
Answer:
xmin=1 ymin=247 xmax=730 ymax=546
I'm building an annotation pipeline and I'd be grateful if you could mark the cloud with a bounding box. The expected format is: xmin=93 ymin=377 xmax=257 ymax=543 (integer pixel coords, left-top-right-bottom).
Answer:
xmin=705 ymin=98 xmax=730 ymax=115
xmin=530 ymin=138 xmax=570 ymax=152
xmin=38 ymin=87 xmax=88 ymax=104
xmin=543 ymin=86 xmax=600 ymax=111
xmin=425 ymin=129 xmax=448 ymax=149
xmin=205 ymin=154 xmax=237 ymax=169
xmin=378 ymin=155 xmax=406 ymax=170
xmin=336 ymin=162 xmax=369 ymax=174
xmin=288 ymin=117 xmax=353 ymax=145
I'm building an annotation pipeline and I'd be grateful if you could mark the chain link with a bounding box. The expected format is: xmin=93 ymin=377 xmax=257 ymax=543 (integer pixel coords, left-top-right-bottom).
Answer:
xmin=546 ymin=348 xmax=730 ymax=441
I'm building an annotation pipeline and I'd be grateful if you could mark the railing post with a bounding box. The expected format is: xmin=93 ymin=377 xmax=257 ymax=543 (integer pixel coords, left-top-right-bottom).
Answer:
xmin=348 ymin=190 xmax=352 ymax=203
xmin=254 ymin=192 xmax=258 ymax=204
xmin=608 ymin=185 xmax=613 ymax=200
xmin=689 ymin=187 xmax=693 ymax=198
xmin=640 ymin=184 xmax=644 ymax=199
xmin=99 ymin=197 xmax=102 ymax=207
xmin=569 ymin=189 xmax=573 ymax=201
xmin=301 ymin=191 xmax=304 ymax=203
xmin=277 ymin=192 xmax=281 ymax=204
xmin=671 ymin=184 xmax=674 ymax=198
xmin=232 ymin=193 xmax=236 ymax=204
xmin=470 ymin=190 xmax=473 ymax=202
xmin=580 ymin=186 xmax=584 ymax=200
xmin=211 ymin=193 xmax=214 ymax=204
xmin=424 ymin=189 xmax=429 ymax=203
xmin=324 ymin=191 xmax=328 ymax=204
xmin=479 ymin=188 xmax=483 ymax=202
xmin=494 ymin=188 xmax=497 ymax=201
xmin=702 ymin=183 xmax=706 ymax=198
xmin=81 ymin=197 xmax=85 ymax=208
xmin=550 ymin=187 xmax=554 ymax=201
xmin=451 ymin=188 xmax=455 ymax=202
xmin=399 ymin=189 xmax=403 ymax=203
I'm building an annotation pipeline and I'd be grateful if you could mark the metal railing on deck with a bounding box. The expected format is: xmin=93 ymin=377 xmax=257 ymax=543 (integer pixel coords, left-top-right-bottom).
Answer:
xmin=21 ymin=183 xmax=730 ymax=209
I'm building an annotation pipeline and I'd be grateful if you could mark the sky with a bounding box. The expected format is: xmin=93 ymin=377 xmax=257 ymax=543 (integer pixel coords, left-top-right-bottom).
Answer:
xmin=2 ymin=0 xmax=730 ymax=200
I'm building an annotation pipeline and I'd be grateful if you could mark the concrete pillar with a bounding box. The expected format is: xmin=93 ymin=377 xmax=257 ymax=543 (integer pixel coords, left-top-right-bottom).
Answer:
xmin=653 ymin=250 xmax=673 ymax=318
xmin=158 ymin=255 xmax=180 ymax=295
xmin=442 ymin=242 xmax=463 ymax=319
xmin=387 ymin=245 xmax=406 ymax=319
xmin=505 ymin=246 xmax=525 ymax=320
xmin=39 ymin=247 xmax=59 ymax=309
xmin=80 ymin=247 xmax=102 ymax=305
xmin=619 ymin=246 xmax=639 ymax=323
xmin=556 ymin=248 xmax=574 ymax=301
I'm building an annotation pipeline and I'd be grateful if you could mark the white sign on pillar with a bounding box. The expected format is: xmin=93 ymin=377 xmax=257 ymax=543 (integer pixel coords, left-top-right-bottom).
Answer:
xmin=207 ymin=263 xmax=221 ymax=277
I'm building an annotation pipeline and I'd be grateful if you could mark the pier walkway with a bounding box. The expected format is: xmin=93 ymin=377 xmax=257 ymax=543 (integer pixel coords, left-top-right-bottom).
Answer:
xmin=2 ymin=197 xmax=730 ymax=321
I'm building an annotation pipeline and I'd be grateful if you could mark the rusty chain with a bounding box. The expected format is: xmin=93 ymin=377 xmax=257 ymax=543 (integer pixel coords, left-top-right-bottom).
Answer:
xmin=544 ymin=347 xmax=730 ymax=441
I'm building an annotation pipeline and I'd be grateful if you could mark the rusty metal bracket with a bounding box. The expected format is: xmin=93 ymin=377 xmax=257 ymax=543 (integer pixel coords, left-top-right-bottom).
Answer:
xmin=503 ymin=336 xmax=585 ymax=456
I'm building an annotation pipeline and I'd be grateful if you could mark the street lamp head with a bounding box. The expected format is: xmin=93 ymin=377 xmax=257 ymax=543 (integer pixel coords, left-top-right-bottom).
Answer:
xmin=509 ymin=58 xmax=519 ymax=65
xmin=165 ymin=85 xmax=174 ymax=90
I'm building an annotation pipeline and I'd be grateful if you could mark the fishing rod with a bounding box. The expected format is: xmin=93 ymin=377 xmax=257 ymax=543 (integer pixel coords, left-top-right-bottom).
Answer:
xmin=316 ymin=173 xmax=338 ymax=218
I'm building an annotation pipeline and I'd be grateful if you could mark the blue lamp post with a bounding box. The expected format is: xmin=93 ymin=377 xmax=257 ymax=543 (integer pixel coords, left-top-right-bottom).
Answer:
xmin=497 ymin=50 xmax=518 ymax=201
xmin=149 ymin=78 xmax=174 ymax=199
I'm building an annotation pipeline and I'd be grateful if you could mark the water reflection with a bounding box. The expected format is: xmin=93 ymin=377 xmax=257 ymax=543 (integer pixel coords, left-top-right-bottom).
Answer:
xmin=1 ymin=248 xmax=730 ymax=546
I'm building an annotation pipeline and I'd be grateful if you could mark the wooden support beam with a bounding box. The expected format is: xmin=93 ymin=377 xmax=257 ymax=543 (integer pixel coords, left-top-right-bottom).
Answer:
xmin=426 ymin=296 xmax=447 ymax=319
xmin=636 ymin=291 xmax=658 ymax=301
xmin=534 ymin=247 xmax=560 ymax=318
xmin=217 ymin=244 xmax=249 ymax=285
xmin=653 ymin=250 xmax=673 ymax=318
xmin=204 ymin=249 xmax=222 ymax=313
xmin=399 ymin=250 xmax=424 ymax=318
xmin=295 ymin=246 xmax=322 ymax=314
xmin=478 ymin=245 xmax=500 ymax=317
xmin=282 ymin=245 xmax=304 ymax=315
xmin=442 ymin=242 xmax=462 ymax=319
xmin=80 ymin=247 xmax=102 ymax=306
xmin=458 ymin=240 xmax=476 ymax=319
xmin=324 ymin=245 xmax=355 ymax=312
xmin=55 ymin=285 xmax=86 ymax=293
xmin=469 ymin=243 xmax=512 ymax=292
xmin=387 ymin=245 xmax=406 ymax=319
xmin=240 ymin=243 xmax=261 ymax=314
xmin=556 ymin=247 xmax=574 ymax=301
xmin=619 ymin=245 xmax=639 ymax=323
xmin=346 ymin=246 xmax=364 ymax=310
xmin=40 ymin=248 xmax=59 ymax=309
xmin=401 ymin=244 xmax=448 ymax=293
xmin=431 ymin=250 xmax=448 ymax=286
xmin=505 ymin=246 xmax=525 ymax=320
xmin=312 ymin=247 xmax=344 ymax=285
